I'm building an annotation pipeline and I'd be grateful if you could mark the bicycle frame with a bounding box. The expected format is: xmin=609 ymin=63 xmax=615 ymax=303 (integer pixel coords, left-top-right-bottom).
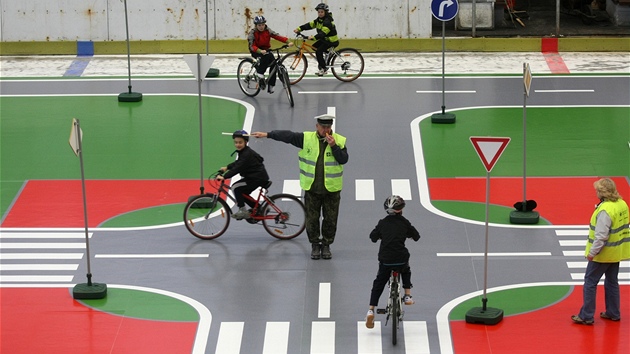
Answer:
xmin=289 ymin=34 xmax=332 ymax=68
xmin=209 ymin=177 xmax=280 ymax=221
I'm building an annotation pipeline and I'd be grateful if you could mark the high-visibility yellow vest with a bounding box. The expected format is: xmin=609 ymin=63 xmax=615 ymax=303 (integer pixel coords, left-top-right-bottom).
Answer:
xmin=586 ymin=199 xmax=630 ymax=262
xmin=298 ymin=132 xmax=345 ymax=192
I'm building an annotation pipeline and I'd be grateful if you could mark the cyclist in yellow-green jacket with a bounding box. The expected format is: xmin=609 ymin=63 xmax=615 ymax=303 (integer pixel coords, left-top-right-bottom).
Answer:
xmin=294 ymin=3 xmax=339 ymax=76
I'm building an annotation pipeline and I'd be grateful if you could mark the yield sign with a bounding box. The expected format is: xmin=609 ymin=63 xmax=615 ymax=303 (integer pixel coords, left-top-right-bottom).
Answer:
xmin=470 ymin=136 xmax=511 ymax=172
xmin=183 ymin=54 xmax=215 ymax=81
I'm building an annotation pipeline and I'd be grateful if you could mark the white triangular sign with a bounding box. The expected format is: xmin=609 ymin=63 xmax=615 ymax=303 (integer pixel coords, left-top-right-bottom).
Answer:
xmin=183 ymin=54 xmax=215 ymax=81
xmin=470 ymin=137 xmax=511 ymax=172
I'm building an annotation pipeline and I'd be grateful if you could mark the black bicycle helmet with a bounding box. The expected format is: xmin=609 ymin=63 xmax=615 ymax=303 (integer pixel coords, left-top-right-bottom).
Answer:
xmin=315 ymin=3 xmax=329 ymax=11
xmin=232 ymin=130 xmax=249 ymax=142
xmin=384 ymin=195 xmax=405 ymax=214
xmin=253 ymin=15 xmax=266 ymax=24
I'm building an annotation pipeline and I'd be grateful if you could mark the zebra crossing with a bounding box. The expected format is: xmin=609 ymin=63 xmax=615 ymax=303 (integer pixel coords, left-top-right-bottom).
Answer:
xmin=212 ymin=320 xmax=430 ymax=354
xmin=555 ymin=229 xmax=630 ymax=281
xmin=0 ymin=231 xmax=87 ymax=284
xmin=282 ymin=179 xmax=413 ymax=201
xmin=211 ymin=282 xmax=430 ymax=353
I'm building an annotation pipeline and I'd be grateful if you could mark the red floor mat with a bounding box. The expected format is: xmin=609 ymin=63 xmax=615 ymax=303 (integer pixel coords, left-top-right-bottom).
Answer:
xmin=1 ymin=180 xmax=202 ymax=228
xmin=450 ymin=285 xmax=630 ymax=354
xmin=429 ymin=176 xmax=629 ymax=225
xmin=0 ymin=288 xmax=197 ymax=353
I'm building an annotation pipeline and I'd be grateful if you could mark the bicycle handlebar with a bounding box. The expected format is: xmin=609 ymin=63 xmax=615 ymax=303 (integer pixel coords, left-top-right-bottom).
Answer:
xmin=295 ymin=33 xmax=310 ymax=40
xmin=208 ymin=170 xmax=224 ymax=180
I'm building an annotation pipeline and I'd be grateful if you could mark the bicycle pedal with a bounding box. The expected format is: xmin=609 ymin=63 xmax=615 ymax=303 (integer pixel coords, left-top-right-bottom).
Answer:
xmin=376 ymin=309 xmax=386 ymax=314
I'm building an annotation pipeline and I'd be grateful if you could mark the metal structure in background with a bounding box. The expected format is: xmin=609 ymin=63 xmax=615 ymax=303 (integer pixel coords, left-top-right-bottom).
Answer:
xmin=118 ymin=0 xmax=143 ymax=102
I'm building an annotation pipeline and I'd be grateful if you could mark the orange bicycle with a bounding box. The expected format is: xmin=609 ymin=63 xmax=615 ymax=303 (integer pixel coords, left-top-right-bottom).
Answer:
xmin=280 ymin=34 xmax=364 ymax=84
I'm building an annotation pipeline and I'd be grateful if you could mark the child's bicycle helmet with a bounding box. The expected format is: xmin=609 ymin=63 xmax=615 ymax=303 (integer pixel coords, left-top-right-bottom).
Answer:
xmin=253 ymin=15 xmax=266 ymax=24
xmin=232 ymin=130 xmax=249 ymax=142
xmin=315 ymin=3 xmax=329 ymax=11
xmin=384 ymin=195 xmax=405 ymax=215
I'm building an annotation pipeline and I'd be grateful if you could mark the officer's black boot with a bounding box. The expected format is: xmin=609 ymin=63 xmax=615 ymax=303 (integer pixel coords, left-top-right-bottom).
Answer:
xmin=311 ymin=243 xmax=321 ymax=260
xmin=321 ymin=244 xmax=332 ymax=259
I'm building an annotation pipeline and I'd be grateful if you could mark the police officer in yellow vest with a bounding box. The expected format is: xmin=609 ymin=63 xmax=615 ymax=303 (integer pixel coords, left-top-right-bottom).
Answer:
xmin=252 ymin=114 xmax=348 ymax=259
xmin=572 ymin=178 xmax=629 ymax=325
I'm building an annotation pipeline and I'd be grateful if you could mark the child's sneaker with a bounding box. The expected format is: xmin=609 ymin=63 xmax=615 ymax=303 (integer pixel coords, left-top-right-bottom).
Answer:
xmin=231 ymin=207 xmax=251 ymax=220
xmin=365 ymin=310 xmax=374 ymax=329
xmin=256 ymin=73 xmax=266 ymax=90
xmin=403 ymin=295 xmax=415 ymax=305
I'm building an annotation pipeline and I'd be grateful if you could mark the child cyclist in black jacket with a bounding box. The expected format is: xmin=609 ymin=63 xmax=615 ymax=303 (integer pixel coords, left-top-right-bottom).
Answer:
xmin=365 ymin=195 xmax=421 ymax=329
xmin=217 ymin=130 xmax=270 ymax=220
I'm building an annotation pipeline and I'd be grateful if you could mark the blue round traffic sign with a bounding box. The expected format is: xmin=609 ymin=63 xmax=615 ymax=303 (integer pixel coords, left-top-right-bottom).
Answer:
xmin=431 ymin=0 xmax=459 ymax=21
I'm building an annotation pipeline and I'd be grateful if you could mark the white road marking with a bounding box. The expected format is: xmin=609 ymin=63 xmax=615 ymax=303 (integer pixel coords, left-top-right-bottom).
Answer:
xmin=357 ymin=321 xmax=382 ymax=354
xmin=319 ymin=282 xmax=331 ymax=318
xmin=571 ymin=273 xmax=630 ymax=280
xmin=298 ymin=91 xmax=357 ymax=94
xmin=311 ymin=321 xmax=335 ymax=354
xmin=0 ymin=253 xmax=83 ymax=259
xmin=356 ymin=179 xmax=375 ymax=201
xmin=403 ymin=321 xmax=431 ymax=354
xmin=0 ymin=232 xmax=92 ymax=239
xmin=416 ymin=90 xmax=476 ymax=94
xmin=534 ymin=89 xmax=594 ymax=93
xmin=95 ymin=254 xmax=209 ymax=258
xmin=215 ymin=322 xmax=244 ymax=354
xmin=0 ymin=264 xmax=78 ymax=271
xmin=0 ymin=243 xmax=86 ymax=249
xmin=555 ymin=229 xmax=588 ymax=236
xmin=391 ymin=179 xmax=412 ymax=200
xmin=559 ymin=240 xmax=585 ymax=246
xmin=262 ymin=322 xmax=290 ymax=354
xmin=437 ymin=252 xmax=551 ymax=257
xmin=0 ymin=275 xmax=74 ymax=282
xmin=282 ymin=179 xmax=302 ymax=197
xmin=563 ymin=250 xmax=584 ymax=256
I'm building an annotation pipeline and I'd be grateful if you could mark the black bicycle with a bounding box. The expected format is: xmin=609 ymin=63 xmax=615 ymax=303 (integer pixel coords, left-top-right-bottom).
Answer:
xmin=376 ymin=269 xmax=405 ymax=345
xmin=237 ymin=45 xmax=294 ymax=107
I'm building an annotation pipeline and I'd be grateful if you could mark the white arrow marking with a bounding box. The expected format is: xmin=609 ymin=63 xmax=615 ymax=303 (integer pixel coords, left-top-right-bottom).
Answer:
xmin=439 ymin=0 xmax=454 ymax=17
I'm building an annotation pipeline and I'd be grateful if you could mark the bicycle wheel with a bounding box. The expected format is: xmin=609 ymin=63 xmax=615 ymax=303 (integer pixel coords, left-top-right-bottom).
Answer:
xmin=183 ymin=194 xmax=230 ymax=240
xmin=279 ymin=67 xmax=294 ymax=107
xmin=280 ymin=51 xmax=308 ymax=85
xmin=237 ymin=59 xmax=261 ymax=97
xmin=262 ymin=193 xmax=305 ymax=240
xmin=391 ymin=284 xmax=399 ymax=346
xmin=330 ymin=48 xmax=364 ymax=82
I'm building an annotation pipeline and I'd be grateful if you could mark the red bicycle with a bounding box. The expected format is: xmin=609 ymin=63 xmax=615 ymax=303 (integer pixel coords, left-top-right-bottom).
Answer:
xmin=183 ymin=171 xmax=306 ymax=240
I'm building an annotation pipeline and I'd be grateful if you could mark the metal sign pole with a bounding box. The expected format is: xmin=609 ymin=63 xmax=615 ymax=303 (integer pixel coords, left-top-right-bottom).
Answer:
xmin=118 ymin=0 xmax=142 ymax=102
xmin=76 ymin=120 xmax=93 ymax=285
xmin=70 ymin=119 xmax=107 ymax=299
xmin=482 ymin=170 xmax=490 ymax=310
xmin=197 ymin=54 xmax=205 ymax=195
xmin=509 ymin=63 xmax=539 ymax=224
xmin=522 ymin=65 xmax=528 ymax=207
xmin=430 ymin=0 xmax=457 ymax=124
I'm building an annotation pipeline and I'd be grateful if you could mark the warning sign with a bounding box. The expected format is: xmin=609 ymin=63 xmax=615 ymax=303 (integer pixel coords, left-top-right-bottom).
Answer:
xmin=470 ymin=136 xmax=511 ymax=172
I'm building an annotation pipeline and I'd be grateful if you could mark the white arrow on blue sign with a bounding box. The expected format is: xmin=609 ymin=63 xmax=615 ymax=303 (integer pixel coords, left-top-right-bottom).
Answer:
xmin=431 ymin=0 xmax=459 ymax=21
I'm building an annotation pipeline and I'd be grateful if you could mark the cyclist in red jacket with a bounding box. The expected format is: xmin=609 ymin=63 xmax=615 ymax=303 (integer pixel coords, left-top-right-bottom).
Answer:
xmin=247 ymin=15 xmax=293 ymax=94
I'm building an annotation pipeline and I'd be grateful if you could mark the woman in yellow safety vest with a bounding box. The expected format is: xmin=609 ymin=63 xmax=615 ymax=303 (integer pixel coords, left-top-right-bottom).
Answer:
xmin=572 ymin=178 xmax=629 ymax=325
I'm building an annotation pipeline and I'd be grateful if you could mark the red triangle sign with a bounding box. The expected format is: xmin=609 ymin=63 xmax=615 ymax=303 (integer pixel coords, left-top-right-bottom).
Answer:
xmin=470 ymin=136 xmax=511 ymax=172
